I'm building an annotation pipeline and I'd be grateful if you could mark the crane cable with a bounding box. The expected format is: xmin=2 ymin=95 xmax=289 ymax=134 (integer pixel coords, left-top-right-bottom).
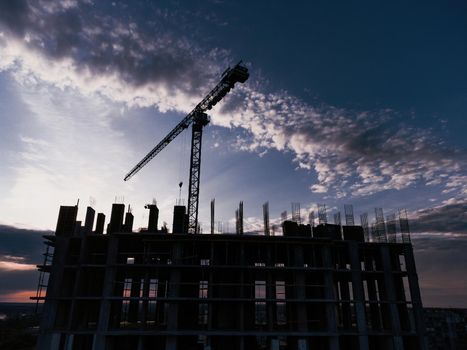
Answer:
xmin=177 ymin=127 xmax=188 ymax=203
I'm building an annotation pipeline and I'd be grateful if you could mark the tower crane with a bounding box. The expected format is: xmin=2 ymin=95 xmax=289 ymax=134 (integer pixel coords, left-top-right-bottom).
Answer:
xmin=124 ymin=62 xmax=249 ymax=234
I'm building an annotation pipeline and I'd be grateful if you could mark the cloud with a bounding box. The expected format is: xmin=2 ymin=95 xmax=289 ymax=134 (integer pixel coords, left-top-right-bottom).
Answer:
xmin=0 ymin=224 xmax=46 ymax=301
xmin=0 ymin=260 xmax=36 ymax=272
xmin=0 ymin=0 xmax=466 ymax=201
xmin=0 ymin=0 xmax=221 ymax=113
xmin=216 ymin=87 xmax=467 ymax=197
xmin=0 ymin=269 xmax=38 ymax=301
xmin=0 ymin=225 xmax=47 ymax=265
xmin=410 ymin=201 xmax=467 ymax=235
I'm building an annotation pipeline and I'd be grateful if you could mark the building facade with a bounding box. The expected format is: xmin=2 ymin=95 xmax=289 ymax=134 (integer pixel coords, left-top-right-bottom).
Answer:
xmin=34 ymin=204 xmax=427 ymax=350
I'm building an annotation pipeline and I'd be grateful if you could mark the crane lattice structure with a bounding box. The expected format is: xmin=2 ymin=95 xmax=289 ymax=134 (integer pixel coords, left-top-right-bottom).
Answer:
xmin=124 ymin=62 xmax=249 ymax=234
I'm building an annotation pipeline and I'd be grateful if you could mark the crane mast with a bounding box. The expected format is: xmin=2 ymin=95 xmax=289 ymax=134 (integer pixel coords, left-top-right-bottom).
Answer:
xmin=124 ymin=62 xmax=249 ymax=234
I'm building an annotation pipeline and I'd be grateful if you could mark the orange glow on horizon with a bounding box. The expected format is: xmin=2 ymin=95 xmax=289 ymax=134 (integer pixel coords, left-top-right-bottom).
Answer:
xmin=0 ymin=290 xmax=37 ymax=303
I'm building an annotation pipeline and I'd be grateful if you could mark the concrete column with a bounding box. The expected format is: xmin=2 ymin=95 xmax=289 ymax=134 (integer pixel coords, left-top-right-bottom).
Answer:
xmin=128 ymin=274 xmax=143 ymax=323
xmin=137 ymin=336 xmax=144 ymax=350
xmin=141 ymin=270 xmax=150 ymax=326
xmin=36 ymin=237 xmax=70 ymax=350
xmin=364 ymin=250 xmax=382 ymax=330
xmin=271 ymin=339 xmax=280 ymax=350
xmin=339 ymin=276 xmax=352 ymax=329
xmin=93 ymin=236 xmax=118 ymax=350
xmin=165 ymin=242 xmax=182 ymax=350
xmin=239 ymin=242 xmax=245 ymax=350
xmin=207 ymin=242 xmax=214 ymax=342
xmin=293 ymin=246 xmax=308 ymax=344
xmin=267 ymin=244 xmax=274 ymax=332
xmin=348 ymin=242 xmax=369 ymax=350
xmin=68 ymin=236 xmax=89 ymax=331
xmin=404 ymin=244 xmax=428 ymax=350
xmin=322 ymin=245 xmax=339 ymax=350
xmin=65 ymin=334 xmax=74 ymax=350
xmin=380 ymin=245 xmax=403 ymax=350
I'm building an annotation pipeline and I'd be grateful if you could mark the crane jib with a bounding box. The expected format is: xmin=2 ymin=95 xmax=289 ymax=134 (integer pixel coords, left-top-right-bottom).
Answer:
xmin=124 ymin=62 xmax=249 ymax=182
xmin=123 ymin=112 xmax=196 ymax=181
xmin=124 ymin=62 xmax=249 ymax=234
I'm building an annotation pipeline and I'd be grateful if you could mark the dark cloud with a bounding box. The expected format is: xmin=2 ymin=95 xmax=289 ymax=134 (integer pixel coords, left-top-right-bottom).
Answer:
xmin=0 ymin=0 xmax=29 ymax=36
xmin=0 ymin=0 xmax=217 ymax=97
xmin=0 ymin=225 xmax=49 ymax=264
xmin=0 ymin=225 xmax=48 ymax=297
xmin=0 ymin=270 xmax=38 ymax=294
xmin=411 ymin=201 xmax=467 ymax=235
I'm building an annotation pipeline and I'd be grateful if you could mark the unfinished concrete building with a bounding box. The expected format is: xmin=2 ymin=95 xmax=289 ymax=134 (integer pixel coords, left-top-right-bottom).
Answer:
xmin=33 ymin=202 xmax=427 ymax=350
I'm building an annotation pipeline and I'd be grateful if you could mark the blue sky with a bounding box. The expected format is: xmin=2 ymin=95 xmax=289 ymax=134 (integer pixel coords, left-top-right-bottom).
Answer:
xmin=0 ymin=0 xmax=466 ymax=306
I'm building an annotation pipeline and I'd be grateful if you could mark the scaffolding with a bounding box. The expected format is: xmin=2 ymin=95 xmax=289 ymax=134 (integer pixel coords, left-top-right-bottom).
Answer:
xmin=291 ymin=202 xmax=301 ymax=224
xmin=33 ymin=242 xmax=54 ymax=313
xmin=344 ymin=204 xmax=355 ymax=226
xmin=399 ymin=208 xmax=412 ymax=243
xmin=317 ymin=203 xmax=327 ymax=224
xmin=386 ymin=213 xmax=397 ymax=243
xmin=374 ymin=207 xmax=387 ymax=242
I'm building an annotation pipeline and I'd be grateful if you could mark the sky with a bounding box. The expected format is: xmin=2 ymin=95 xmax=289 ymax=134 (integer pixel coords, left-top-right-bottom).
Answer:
xmin=0 ymin=0 xmax=466 ymax=307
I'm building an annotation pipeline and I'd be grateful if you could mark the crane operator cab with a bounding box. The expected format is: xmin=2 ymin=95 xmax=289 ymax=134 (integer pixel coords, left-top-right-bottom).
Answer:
xmin=222 ymin=61 xmax=249 ymax=85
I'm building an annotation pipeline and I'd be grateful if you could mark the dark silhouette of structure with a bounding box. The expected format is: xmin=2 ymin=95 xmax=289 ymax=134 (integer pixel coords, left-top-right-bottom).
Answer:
xmin=424 ymin=308 xmax=467 ymax=350
xmin=33 ymin=201 xmax=427 ymax=350
xmin=32 ymin=62 xmax=426 ymax=350
xmin=124 ymin=62 xmax=249 ymax=234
